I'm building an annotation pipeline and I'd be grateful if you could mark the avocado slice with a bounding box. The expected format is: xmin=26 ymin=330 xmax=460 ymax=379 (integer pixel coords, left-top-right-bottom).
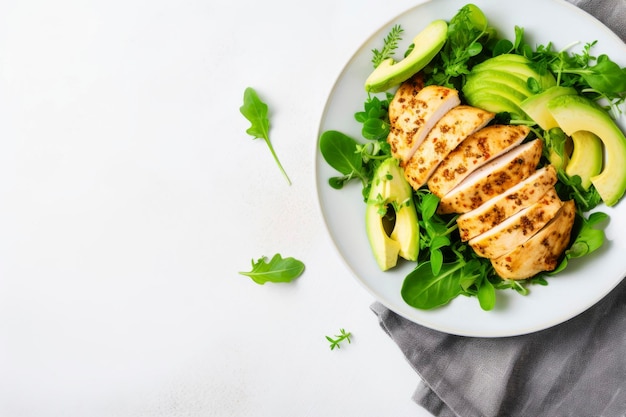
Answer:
xmin=464 ymin=55 xmax=556 ymax=118
xmin=548 ymin=94 xmax=626 ymax=206
xmin=471 ymin=54 xmax=556 ymax=91
xmin=465 ymin=84 xmax=529 ymax=109
xmin=464 ymin=69 xmax=534 ymax=97
xmin=519 ymin=86 xmax=578 ymax=129
xmin=566 ymin=131 xmax=603 ymax=190
xmin=463 ymin=89 xmax=527 ymax=119
xmin=365 ymin=20 xmax=448 ymax=93
xmin=365 ymin=158 xmax=419 ymax=271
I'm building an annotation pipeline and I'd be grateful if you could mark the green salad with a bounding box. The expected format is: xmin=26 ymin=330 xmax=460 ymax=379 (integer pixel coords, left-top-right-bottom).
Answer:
xmin=319 ymin=4 xmax=626 ymax=311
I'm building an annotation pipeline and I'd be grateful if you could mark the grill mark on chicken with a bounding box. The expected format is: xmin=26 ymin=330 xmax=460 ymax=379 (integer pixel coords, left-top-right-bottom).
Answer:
xmin=387 ymin=78 xmax=460 ymax=165
xmin=437 ymin=139 xmax=543 ymax=214
xmin=428 ymin=124 xmax=530 ymax=198
xmin=403 ymin=105 xmax=494 ymax=190
xmin=491 ymin=200 xmax=576 ymax=279
xmin=468 ymin=188 xmax=563 ymax=259
xmin=456 ymin=165 xmax=558 ymax=241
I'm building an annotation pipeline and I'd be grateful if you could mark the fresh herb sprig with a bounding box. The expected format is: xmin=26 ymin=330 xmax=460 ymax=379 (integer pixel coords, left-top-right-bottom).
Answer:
xmin=326 ymin=328 xmax=352 ymax=350
xmin=371 ymin=25 xmax=404 ymax=68
xmin=240 ymin=87 xmax=292 ymax=185
xmin=239 ymin=254 xmax=305 ymax=285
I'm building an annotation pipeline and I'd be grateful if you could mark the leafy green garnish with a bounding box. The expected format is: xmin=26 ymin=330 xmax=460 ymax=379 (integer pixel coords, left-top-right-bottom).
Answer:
xmin=354 ymin=93 xmax=394 ymax=141
xmin=318 ymin=130 xmax=370 ymax=191
xmin=240 ymin=87 xmax=292 ymax=185
xmin=371 ymin=25 xmax=404 ymax=68
xmin=326 ymin=328 xmax=352 ymax=350
xmin=415 ymin=191 xmax=457 ymax=275
xmin=319 ymin=95 xmax=392 ymax=198
xmin=401 ymin=261 xmax=465 ymax=310
xmin=550 ymin=211 xmax=609 ymax=274
xmin=425 ymin=4 xmax=496 ymax=88
xmin=239 ymin=254 xmax=305 ymax=285
xmin=519 ymin=40 xmax=626 ymax=114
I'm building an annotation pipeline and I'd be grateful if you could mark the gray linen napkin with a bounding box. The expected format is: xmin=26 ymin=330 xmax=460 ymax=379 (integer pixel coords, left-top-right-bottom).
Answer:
xmin=371 ymin=2 xmax=626 ymax=416
xmin=568 ymin=0 xmax=626 ymax=42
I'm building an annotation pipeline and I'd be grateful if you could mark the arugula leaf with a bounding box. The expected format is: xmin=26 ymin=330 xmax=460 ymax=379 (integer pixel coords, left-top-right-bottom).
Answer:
xmin=477 ymin=275 xmax=496 ymax=311
xmin=325 ymin=328 xmax=352 ymax=350
xmin=371 ymin=25 xmax=404 ymax=68
xmin=240 ymin=87 xmax=292 ymax=185
xmin=239 ymin=254 xmax=305 ymax=285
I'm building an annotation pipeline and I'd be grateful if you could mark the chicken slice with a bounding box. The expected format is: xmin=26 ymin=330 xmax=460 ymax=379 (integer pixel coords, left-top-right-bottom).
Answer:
xmin=388 ymin=73 xmax=425 ymax=124
xmin=387 ymin=83 xmax=460 ymax=164
xmin=457 ymin=164 xmax=558 ymax=241
xmin=469 ymin=188 xmax=563 ymax=259
xmin=437 ymin=138 xmax=543 ymax=214
xmin=403 ymin=105 xmax=495 ymax=190
xmin=428 ymin=124 xmax=530 ymax=198
xmin=491 ymin=200 xmax=576 ymax=280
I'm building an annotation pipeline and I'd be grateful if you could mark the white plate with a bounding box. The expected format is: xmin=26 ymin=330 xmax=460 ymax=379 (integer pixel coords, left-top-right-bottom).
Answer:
xmin=315 ymin=0 xmax=626 ymax=337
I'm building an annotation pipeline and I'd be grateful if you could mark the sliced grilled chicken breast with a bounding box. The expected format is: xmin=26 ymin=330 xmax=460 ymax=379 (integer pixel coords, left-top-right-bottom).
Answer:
xmin=403 ymin=105 xmax=495 ymax=190
xmin=491 ymin=200 xmax=576 ymax=280
xmin=457 ymin=164 xmax=558 ymax=241
xmin=387 ymin=83 xmax=460 ymax=164
xmin=428 ymin=124 xmax=530 ymax=198
xmin=469 ymin=188 xmax=563 ymax=259
xmin=437 ymin=138 xmax=543 ymax=214
xmin=388 ymin=73 xmax=425 ymax=124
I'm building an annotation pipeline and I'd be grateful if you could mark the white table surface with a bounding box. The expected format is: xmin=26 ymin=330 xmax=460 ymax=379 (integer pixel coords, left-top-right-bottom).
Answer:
xmin=0 ymin=0 xmax=434 ymax=416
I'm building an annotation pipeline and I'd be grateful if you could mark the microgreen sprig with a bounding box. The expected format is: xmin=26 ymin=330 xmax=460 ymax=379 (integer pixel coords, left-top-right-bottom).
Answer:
xmin=326 ymin=328 xmax=352 ymax=350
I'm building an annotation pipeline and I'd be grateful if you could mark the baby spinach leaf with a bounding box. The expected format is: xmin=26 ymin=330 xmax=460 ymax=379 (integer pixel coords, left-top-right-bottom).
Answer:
xmin=239 ymin=254 xmax=305 ymax=285
xmin=319 ymin=130 xmax=363 ymax=176
xmin=401 ymin=261 xmax=464 ymax=310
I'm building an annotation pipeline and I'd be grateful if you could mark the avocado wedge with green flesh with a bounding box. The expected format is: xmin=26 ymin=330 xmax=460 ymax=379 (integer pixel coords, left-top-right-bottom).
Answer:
xmin=464 ymin=70 xmax=534 ymax=97
xmin=566 ymin=131 xmax=603 ymax=190
xmin=519 ymin=86 xmax=578 ymax=129
xmin=463 ymin=55 xmax=556 ymax=118
xmin=365 ymin=20 xmax=447 ymax=93
xmin=365 ymin=158 xmax=419 ymax=271
xmin=548 ymin=94 xmax=626 ymax=206
xmin=463 ymin=90 xmax=527 ymax=119
xmin=470 ymin=54 xmax=557 ymax=90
